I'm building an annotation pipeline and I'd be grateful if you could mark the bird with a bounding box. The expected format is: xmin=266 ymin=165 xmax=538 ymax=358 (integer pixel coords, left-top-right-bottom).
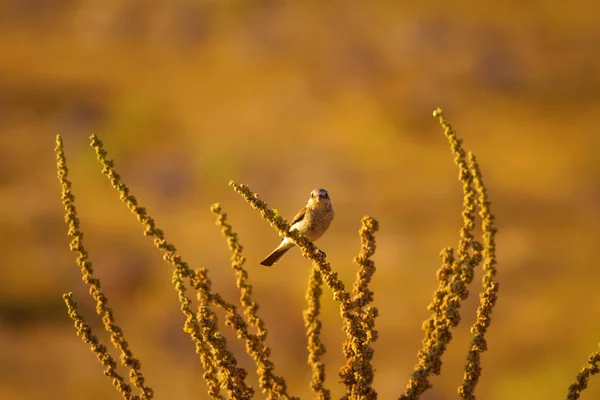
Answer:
xmin=260 ymin=188 xmax=334 ymax=266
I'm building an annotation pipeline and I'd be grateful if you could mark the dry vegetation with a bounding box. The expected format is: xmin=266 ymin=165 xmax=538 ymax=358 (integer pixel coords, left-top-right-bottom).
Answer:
xmin=55 ymin=111 xmax=598 ymax=399
xmin=2 ymin=3 xmax=600 ymax=400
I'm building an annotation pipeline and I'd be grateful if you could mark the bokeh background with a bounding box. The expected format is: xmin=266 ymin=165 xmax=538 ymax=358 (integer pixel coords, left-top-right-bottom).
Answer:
xmin=1 ymin=1 xmax=599 ymax=399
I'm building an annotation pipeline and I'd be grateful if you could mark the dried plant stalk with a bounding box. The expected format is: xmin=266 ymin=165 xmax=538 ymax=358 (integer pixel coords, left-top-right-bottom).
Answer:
xmin=172 ymin=268 xmax=223 ymax=399
xmin=211 ymin=203 xmax=295 ymax=400
xmin=401 ymin=109 xmax=486 ymax=400
xmin=89 ymin=135 xmax=252 ymax=400
xmin=303 ymin=265 xmax=331 ymax=400
xmin=190 ymin=268 xmax=254 ymax=399
xmin=566 ymin=347 xmax=600 ymax=400
xmin=351 ymin=216 xmax=379 ymax=309
xmin=55 ymin=135 xmax=153 ymax=399
xmin=402 ymin=247 xmax=456 ymax=400
xmin=340 ymin=216 xmax=380 ymax=400
xmin=63 ymin=293 xmax=139 ymax=400
xmin=458 ymin=153 xmax=500 ymax=399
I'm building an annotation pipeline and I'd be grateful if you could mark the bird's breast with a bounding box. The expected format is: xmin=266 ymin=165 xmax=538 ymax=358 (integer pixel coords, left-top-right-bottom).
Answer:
xmin=304 ymin=207 xmax=334 ymax=239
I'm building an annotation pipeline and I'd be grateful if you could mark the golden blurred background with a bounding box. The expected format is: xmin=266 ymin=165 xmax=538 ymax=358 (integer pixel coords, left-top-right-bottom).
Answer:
xmin=1 ymin=1 xmax=599 ymax=399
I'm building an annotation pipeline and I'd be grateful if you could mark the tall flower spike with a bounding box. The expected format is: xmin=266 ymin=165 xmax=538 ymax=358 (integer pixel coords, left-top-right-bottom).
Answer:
xmin=402 ymin=247 xmax=456 ymax=399
xmin=55 ymin=135 xmax=153 ymax=399
xmin=458 ymin=152 xmax=500 ymax=399
xmin=339 ymin=216 xmax=380 ymax=400
xmin=304 ymin=266 xmax=331 ymax=400
xmin=63 ymin=293 xmax=139 ymax=400
xmin=566 ymin=346 xmax=600 ymax=400
xmin=434 ymin=108 xmax=481 ymax=295
xmin=191 ymin=268 xmax=255 ymax=399
xmin=89 ymin=135 xmax=252 ymax=400
xmin=401 ymin=109 xmax=485 ymax=400
xmin=172 ymin=268 xmax=223 ymax=399
xmin=210 ymin=203 xmax=296 ymax=400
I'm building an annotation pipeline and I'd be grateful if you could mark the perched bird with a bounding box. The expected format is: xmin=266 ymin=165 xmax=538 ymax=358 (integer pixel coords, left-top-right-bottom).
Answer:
xmin=260 ymin=188 xmax=334 ymax=266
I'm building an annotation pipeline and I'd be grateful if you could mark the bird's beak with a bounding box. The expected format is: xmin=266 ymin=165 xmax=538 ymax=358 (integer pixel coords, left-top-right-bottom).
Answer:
xmin=318 ymin=194 xmax=328 ymax=200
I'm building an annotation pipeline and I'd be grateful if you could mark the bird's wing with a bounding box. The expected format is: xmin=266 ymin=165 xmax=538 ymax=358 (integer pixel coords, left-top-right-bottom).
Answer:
xmin=290 ymin=206 xmax=307 ymax=226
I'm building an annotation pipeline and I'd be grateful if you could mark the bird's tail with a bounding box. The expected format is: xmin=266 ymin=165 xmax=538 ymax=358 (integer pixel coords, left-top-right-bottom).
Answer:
xmin=260 ymin=246 xmax=291 ymax=267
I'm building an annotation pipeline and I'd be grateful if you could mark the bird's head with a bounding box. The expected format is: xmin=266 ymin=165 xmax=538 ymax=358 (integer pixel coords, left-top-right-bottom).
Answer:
xmin=308 ymin=188 xmax=331 ymax=208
